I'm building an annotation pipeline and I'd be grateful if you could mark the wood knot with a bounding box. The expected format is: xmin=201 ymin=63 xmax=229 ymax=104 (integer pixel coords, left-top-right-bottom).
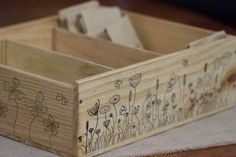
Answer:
xmin=227 ymin=73 xmax=236 ymax=84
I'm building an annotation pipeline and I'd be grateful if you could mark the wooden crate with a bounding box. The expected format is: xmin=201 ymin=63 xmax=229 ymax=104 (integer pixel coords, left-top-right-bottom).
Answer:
xmin=0 ymin=10 xmax=236 ymax=157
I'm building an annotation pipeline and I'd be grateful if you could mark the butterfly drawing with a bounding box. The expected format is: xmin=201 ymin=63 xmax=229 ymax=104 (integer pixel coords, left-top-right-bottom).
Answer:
xmin=4 ymin=77 xmax=25 ymax=101
xmin=25 ymin=91 xmax=48 ymax=117
xmin=56 ymin=93 xmax=68 ymax=105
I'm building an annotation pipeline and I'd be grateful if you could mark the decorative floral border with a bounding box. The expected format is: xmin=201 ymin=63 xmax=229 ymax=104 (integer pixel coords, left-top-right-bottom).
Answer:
xmin=0 ymin=77 xmax=66 ymax=147
xmin=78 ymin=51 xmax=235 ymax=155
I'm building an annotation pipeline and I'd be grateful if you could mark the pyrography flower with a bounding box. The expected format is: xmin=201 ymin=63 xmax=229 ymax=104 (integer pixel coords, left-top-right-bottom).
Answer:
xmin=129 ymin=73 xmax=142 ymax=88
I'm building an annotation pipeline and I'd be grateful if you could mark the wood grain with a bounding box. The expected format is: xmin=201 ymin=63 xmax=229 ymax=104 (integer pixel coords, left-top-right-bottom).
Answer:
xmin=76 ymin=37 xmax=236 ymax=157
xmin=0 ymin=64 xmax=76 ymax=157
xmin=2 ymin=40 xmax=111 ymax=83
xmin=0 ymin=16 xmax=58 ymax=49
xmin=126 ymin=11 xmax=212 ymax=53
xmin=0 ymin=1 xmax=236 ymax=156
xmin=53 ymin=28 xmax=159 ymax=69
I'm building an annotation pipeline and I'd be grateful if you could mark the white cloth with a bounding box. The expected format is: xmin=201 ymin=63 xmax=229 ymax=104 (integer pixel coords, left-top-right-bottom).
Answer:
xmin=0 ymin=107 xmax=236 ymax=157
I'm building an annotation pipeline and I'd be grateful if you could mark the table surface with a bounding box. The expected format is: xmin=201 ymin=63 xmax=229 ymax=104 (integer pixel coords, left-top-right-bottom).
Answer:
xmin=0 ymin=0 xmax=236 ymax=156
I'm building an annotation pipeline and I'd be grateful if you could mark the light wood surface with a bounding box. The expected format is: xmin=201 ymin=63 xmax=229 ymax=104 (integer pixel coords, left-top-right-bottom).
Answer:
xmin=53 ymin=28 xmax=159 ymax=68
xmin=0 ymin=6 xmax=236 ymax=157
xmin=0 ymin=16 xmax=58 ymax=49
xmin=1 ymin=0 xmax=236 ymax=156
xmin=1 ymin=40 xmax=111 ymax=83
xmin=188 ymin=30 xmax=226 ymax=48
xmin=0 ymin=64 xmax=76 ymax=157
xmin=76 ymin=37 xmax=236 ymax=157
xmin=125 ymin=11 xmax=213 ymax=53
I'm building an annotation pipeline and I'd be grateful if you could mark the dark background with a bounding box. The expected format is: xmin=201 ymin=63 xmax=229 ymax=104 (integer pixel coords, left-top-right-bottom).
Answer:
xmin=0 ymin=0 xmax=235 ymax=35
xmin=164 ymin=0 xmax=236 ymax=26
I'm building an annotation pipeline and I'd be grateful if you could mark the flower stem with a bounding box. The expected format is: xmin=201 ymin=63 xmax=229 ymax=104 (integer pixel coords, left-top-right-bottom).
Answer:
xmin=29 ymin=116 xmax=36 ymax=140
xmin=49 ymin=134 xmax=52 ymax=146
xmin=13 ymin=101 xmax=19 ymax=133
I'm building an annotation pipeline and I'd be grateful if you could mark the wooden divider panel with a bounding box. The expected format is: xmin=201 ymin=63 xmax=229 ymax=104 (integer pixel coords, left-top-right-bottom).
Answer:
xmin=0 ymin=65 xmax=76 ymax=156
xmin=2 ymin=40 xmax=111 ymax=83
xmin=0 ymin=16 xmax=58 ymax=49
xmin=53 ymin=28 xmax=160 ymax=69
xmin=125 ymin=11 xmax=212 ymax=53
xmin=76 ymin=37 xmax=236 ymax=157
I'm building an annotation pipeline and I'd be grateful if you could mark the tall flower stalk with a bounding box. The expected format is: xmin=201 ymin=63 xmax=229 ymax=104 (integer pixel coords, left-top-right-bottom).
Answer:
xmin=43 ymin=114 xmax=59 ymax=146
xmin=100 ymin=105 xmax=110 ymax=147
xmin=25 ymin=91 xmax=47 ymax=140
xmin=87 ymin=99 xmax=100 ymax=151
xmin=4 ymin=77 xmax=25 ymax=133
xmin=109 ymin=94 xmax=120 ymax=144
xmin=0 ymin=100 xmax=8 ymax=118
xmin=129 ymin=73 xmax=142 ymax=105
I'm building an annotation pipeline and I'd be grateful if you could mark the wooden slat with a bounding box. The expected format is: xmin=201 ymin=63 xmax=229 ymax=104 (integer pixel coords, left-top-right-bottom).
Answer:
xmin=76 ymin=37 xmax=236 ymax=157
xmin=0 ymin=64 xmax=76 ymax=157
xmin=125 ymin=11 xmax=213 ymax=53
xmin=53 ymin=28 xmax=160 ymax=69
xmin=0 ymin=16 xmax=58 ymax=49
xmin=2 ymin=40 xmax=111 ymax=84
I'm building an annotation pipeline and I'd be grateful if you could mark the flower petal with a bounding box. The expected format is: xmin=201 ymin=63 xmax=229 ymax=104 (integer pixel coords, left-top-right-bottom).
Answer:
xmin=4 ymin=82 xmax=12 ymax=92
xmin=24 ymin=98 xmax=35 ymax=108
xmin=31 ymin=108 xmax=38 ymax=116
xmin=61 ymin=98 xmax=68 ymax=105
xmin=35 ymin=91 xmax=44 ymax=104
xmin=8 ymin=92 xmax=16 ymax=101
xmin=15 ymin=90 xmax=25 ymax=100
xmin=43 ymin=119 xmax=50 ymax=127
xmin=44 ymin=127 xmax=51 ymax=132
xmin=40 ymin=105 xmax=48 ymax=113
xmin=12 ymin=77 xmax=20 ymax=88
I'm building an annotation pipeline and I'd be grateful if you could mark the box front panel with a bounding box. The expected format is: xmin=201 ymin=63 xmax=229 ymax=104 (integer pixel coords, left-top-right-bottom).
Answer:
xmin=77 ymin=37 xmax=236 ymax=157
xmin=0 ymin=66 xmax=75 ymax=156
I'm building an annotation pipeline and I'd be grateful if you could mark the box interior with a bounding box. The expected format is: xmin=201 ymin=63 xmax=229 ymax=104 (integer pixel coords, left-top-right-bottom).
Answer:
xmin=0 ymin=11 xmax=213 ymax=79
xmin=0 ymin=40 xmax=110 ymax=84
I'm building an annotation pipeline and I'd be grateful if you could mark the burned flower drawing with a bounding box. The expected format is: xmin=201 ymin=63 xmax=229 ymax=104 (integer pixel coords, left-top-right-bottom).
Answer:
xmin=56 ymin=93 xmax=68 ymax=106
xmin=87 ymin=99 xmax=100 ymax=152
xmin=129 ymin=73 xmax=142 ymax=88
xmin=0 ymin=101 xmax=8 ymax=118
xmin=129 ymin=73 xmax=142 ymax=104
xmin=115 ymin=80 xmax=123 ymax=89
xmin=43 ymin=114 xmax=59 ymax=146
xmin=109 ymin=94 xmax=120 ymax=139
xmin=4 ymin=77 xmax=25 ymax=101
xmin=25 ymin=91 xmax=48 ymax=140
xmin=87 ymin=99 xmax=100 ymax=116
xmin=4 ymin=77 xmax=25 ymax=133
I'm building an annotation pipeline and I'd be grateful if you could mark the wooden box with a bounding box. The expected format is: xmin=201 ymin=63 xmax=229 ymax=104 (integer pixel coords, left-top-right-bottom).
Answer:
xmin=0 ymin=11 xmax=236 ymax=157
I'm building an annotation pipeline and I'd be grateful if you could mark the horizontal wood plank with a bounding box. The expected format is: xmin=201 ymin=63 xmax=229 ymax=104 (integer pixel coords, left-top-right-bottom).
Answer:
xmin=76 ymin=37 xmax=236 ymax=157
xmin=2 ymin=40 xmax=111 ymax=83
xmin=53 ymin=28 xmax=160 ymax=69
xmin=0 ymin=64 xmax=76 ymax=156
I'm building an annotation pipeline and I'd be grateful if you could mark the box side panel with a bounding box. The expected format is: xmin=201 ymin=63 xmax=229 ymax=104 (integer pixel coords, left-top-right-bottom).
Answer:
xmin=125 ymin=11 xmax=212 ymax=53
xmin=0 ymin=65 xmax=75 ymax=157
xmin=77 ymin=37 xmax=236 ymax=156
xmin=4 ymin=40 xmax=111 ymax=84
xmin=0 ymin=16 xmax=58 ymax=49
xmin=0 ymin=40 xmax=4 ymax=64
xmin=52 ymin=28 xmax=160 ymax=69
